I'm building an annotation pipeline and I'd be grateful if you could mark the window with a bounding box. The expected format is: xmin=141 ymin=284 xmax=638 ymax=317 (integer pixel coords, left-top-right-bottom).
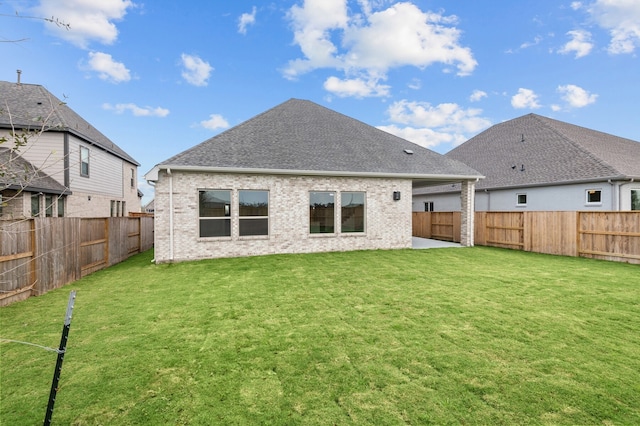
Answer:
xmin=517 ymin=193 xmax=527 ymax=206
xmin=57 ymin=197 xmax=65 ymax=217
xmin=239 ymin=190 xmax=269 ymax=236
xmin=80 ymin=146 xmax=90 ymax=177
xmin=110 ymin=200 xmax=116 ymax=217
xmin=586 ymin=189 xmax=602 ymax=204
xmin=341 ymin=192 xmax=365 ymax=233
xmin=31 ymin=194 xmax=40 ymax=217
xmin=199 ymin=190 xmax=231 ymax=237
xmin=122 ymin=201 xmax=126 ymax=217
xmin=45 ymin=195 xmax=54 ymax=217
xmin=310 ymin=191 xmax=335 ymax=233
xmin=424 ymin=201 xmax=434 ymax=212
xmin=632 ymin=190 xmax=640 ymax=211
xmin=130 ymin=169 xmax=135 ymax=188
xmin=116 ymin=201 xmax=121 ymax=217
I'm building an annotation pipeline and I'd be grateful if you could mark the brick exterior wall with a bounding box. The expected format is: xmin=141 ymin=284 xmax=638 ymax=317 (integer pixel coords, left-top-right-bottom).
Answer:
xmin=153 ymin=170 xmax=413 ymax=262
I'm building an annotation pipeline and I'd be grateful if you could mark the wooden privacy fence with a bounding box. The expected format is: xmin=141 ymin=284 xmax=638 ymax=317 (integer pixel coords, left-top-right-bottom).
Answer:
xmin=413 ymin=211 xmax=640 ymax=264
xmin=0 ymin=217 xmax=154 ymax=306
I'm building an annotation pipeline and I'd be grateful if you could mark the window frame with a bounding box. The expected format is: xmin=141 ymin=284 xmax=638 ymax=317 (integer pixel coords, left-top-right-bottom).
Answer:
xmin=238 ymin=190 xmax=269 ymax=237
xmin=309 ymin=191 xmax=336 ymax=234
xmin=199 ymin=189 xmax=232 ymax=238
xmin=632 ymin=189 xmax=640 ymax=211
xmin=80 ymin=146 xmax=90 ymax=177
xmin=130 ymin=169 xmax=135 ymax=188
xmin=586 ymin=189 xmax=602 ymax=205
xmin=57 ymin=196 xmax=65 ymax=217
xmin=340 ymin=191 xmax=366 ymax=233
xmin=31 ymin=193 xmax=41 ymax=217
xmin=516 ymin=193 xmax=527 ymax=207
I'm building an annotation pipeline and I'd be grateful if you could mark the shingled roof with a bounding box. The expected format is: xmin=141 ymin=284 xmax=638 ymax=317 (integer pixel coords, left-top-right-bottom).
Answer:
xmin=147 ymin=99 xmax=481 ymax=183
xmin=0 ymin=81 xmax=138 ymax=166
xmin=417 ymin=113 xmax=640 ymax=194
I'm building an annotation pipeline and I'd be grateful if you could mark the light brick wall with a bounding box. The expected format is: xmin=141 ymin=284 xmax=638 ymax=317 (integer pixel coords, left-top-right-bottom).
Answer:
xmin=153 ymin=171 xmax=412 ymax=262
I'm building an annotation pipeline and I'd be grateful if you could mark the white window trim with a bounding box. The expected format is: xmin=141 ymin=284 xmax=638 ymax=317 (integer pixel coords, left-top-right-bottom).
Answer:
xmin=585 ymin=189 xmax=603 ymax=206
xmin=516 ymin=193 xmax=527 ymax=207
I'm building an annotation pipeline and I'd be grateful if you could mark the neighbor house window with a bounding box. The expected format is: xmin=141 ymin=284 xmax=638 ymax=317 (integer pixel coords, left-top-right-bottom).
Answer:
xmin=586 ymin=189 xmax=602 ymax=204
xmin=57 ymin=197 xmax=65 ymax=217
xmin=310 ymin=191 xmax=335 ymax=233
xmin=632 ymin=190 xmax=640 ymax=211
xmin=341 ymin=192 xmax=365 ymax=233
xmin=122 ymin=201 xmax=126 ymax=217
xmin=80 ymin=146 xmax=90 ymax=177
xmin=199 ymin=190 xmax=231 ymax=237
xmin=424 ymin=201 xmax=434 ymax=212
xmin=31 ymin=194 xmax=40 ymax=217
xmin=517 ymin=193 xmax=527 ymax=206
xmin=130 ymin=169 xmax=135 ymax=188
xmin=45 ymin=195 xmax=54 ymax=217
xmin=110 ymin=200 xmax=116 ymax=217
xmin=239 ymin=190 xmax=269 ymax=236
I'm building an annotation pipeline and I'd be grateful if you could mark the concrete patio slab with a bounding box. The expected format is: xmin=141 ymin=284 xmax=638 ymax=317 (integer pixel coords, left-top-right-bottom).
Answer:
xmin=412 ymin=237 xmax=462 ymax=249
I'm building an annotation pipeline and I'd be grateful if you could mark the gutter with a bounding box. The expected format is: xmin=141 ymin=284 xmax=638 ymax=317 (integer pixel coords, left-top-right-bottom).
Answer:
xmin=144 ymin=164 xmax=484 ymax=183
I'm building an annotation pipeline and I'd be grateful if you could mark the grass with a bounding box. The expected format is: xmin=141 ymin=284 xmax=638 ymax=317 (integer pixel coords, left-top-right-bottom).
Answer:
xmin=1 ymin=247 xmax=639 ymax=425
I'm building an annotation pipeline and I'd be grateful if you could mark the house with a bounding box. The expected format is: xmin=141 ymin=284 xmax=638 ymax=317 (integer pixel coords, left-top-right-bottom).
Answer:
xmin=0 ymin=80 xmax=141 ymax=219
xmin=413 ymin=113 xmax=640 ymax=212
xmin=145 ymin=99 xmax=483 ymax=262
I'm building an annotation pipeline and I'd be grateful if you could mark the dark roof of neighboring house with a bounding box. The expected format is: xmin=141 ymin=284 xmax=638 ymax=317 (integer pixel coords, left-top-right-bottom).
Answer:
xmin=0 ymin=148 xmax=69 ymax=195
xmin=147 ymin=99 xmax=481 ymax=183
xmin=416 ymin=113 xmax=640 ymax=194
xmin=0 ymin=81 xmax=139 ymax=166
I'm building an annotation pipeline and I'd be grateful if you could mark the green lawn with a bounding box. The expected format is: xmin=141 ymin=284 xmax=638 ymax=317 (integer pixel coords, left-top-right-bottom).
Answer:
xmin=1 ymin=247 xmax=639 ymax=425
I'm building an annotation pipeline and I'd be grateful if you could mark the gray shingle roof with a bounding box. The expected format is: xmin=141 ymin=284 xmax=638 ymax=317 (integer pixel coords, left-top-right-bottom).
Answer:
xmin=154 ymin=99 xmax=481 ymax=180
xmin=417 ymin=113 xmax=640 ymax=194
xmin=1 ymin=148 xmax=69 ymax=194
xmin=0 ymin=81 xmax=138 ymax=166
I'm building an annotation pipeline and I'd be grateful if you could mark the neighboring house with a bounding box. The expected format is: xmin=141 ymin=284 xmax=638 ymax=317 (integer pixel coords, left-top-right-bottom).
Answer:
xmin=145 ymin=99 xmax=482 ymax=262
xmin=413 ymin=113 xmax=640 ymax=212
xmin=0 ymin=80 xmax=141 ymax=219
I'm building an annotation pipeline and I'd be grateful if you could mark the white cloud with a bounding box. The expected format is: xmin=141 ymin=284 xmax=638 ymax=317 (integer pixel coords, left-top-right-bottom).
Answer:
xmin=323 ymin=75 xmax=390 ymax=98
xmin=238 ymin=6 xmax=257 ymax=34
xmin=378 ymin=100 xmax=491 ymax=149
xmin=35 ymin=0 xmax=134 ymax=48
xmin=87 ymin=51 xmax=131 ymax=83
xmin=103 ymin=103 xmax=169 ymax=117
xmin=520 ymin=35 xmax=543 ymax=49
xmin=558 ymin=29 xmax=593 ymax=58
xmin=284 ymin=1 xmax=476 ymax=96
xmin=200 ymin=114 xmax=230 ymax=130
xmin=408 ymin=78 xmax=422 ymax=90
xmin=588 ymin=0 xmax=640 ymax=54
xmin=557 ymin=84 xmax=598 ymax=108
xmin=180 ymin=54 xmax=213 ymax=86
xmin=511 ymin=88 xmax=541 ymax=109
xmin=571 ymin=2 xmax=583 ymax=11
xmin=469 ymin=90 xmax=487 ymax=102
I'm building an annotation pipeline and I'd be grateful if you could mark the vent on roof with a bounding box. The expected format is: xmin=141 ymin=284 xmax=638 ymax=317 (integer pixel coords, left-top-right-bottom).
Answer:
xmin=403 ymin=149 xmax=414 ymax=155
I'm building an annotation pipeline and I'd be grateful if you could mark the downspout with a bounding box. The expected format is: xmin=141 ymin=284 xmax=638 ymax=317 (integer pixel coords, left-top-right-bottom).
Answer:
xmin=167 ymin=168 xmax=174 ymax=261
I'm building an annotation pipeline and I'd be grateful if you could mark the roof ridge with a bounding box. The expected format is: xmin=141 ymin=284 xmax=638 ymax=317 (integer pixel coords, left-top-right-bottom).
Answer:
xmin=531 ymin=114 xmax=620 ymax=175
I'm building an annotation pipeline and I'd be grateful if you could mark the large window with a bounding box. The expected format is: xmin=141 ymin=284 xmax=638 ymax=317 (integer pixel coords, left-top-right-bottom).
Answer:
xmin=239 ymin=190 xmax=269 ymax=236
xmin=310 ymin=191 xmax=335 ymax=233
xmin=341 ymin=192 xmax=365 ymax=233
xmin=632 ymin=190 xmax=640 ymax=211
xmin=80 ymin=146 xmax=90 ymax=177
xmin=586 ymin=189 xmax=602 ymax=204
xmin=199 ymin=190 xmax=231 ymax=237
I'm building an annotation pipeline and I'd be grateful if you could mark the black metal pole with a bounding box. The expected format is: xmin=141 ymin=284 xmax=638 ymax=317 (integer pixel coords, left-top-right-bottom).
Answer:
xmin=43 ymin=290 xmax=76 ymax=426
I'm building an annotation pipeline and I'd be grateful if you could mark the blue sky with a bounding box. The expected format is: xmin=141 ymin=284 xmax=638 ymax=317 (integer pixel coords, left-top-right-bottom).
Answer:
xmin=2 ymin=0 xmax=639 ymax=204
